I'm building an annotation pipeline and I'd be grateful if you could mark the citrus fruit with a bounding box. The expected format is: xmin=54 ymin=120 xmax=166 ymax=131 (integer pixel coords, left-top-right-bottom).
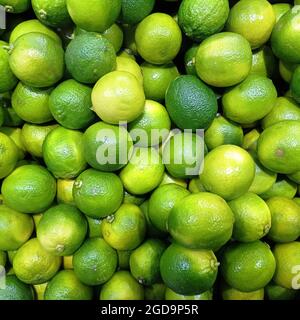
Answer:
xmin=11 ymin=82 xmax=53 ymax=124
xmin=37 ymin=204 xmax=87 ymax=256
xmin=83 ymin=121 xmax=133 ymax=172
xmin=0 ymin=251 xmax=6 ymax=267
xmin=73 ymin=168 xmax=123 ymax=219
xmin=122 ymin=24 xmax=137 ymax=55
xmin=63 ymin=255 xmax=73 ymax=270
xmin=0 ymin=0 xmax=30 ymax=13
xmin=35 ymin=282 xmax=48 ymax=299
xmin=66 ymin=0 xmax=121 ymax=33
xmin=116 ymin=57 xmax=143 ymax=85
xmin=0 ymin=131 xmax=18 ymax=178
xmin=135 ymin=13 xmax=182 ymax=65
xmin=291 ymin=66 xmax=300 ymax=103
xmin=250 ymin=46 xmax=276 ymax=78
xmin=266 ymin=197 xmax=300 ymax=243
xmin=178 ymin=0 xmax=229 ymax=42
xmin=273 ymin=3 xmax=292 ymax=23
xmin=65 ymin=32 xmax=116 ymax=84
xmin=265 ymin=281 xmax=297 ymax=300
xmin=226 ymin=0 xmax=275 ymax=49
xmin=145 ymin=283 xmax=166 ymax=300
xmin=121 ymin=0 xmax=155 ymax=25
xmin=160 ymin=243 xmax=218 ymax=295
xmin=188 ymin=178 xmax=206 ymax=193
xmin=13 ymin=238 xmax=61 ymax=284
xmin=57 ymin=179 xmax=75 ymax=206
xmin=92 ymin=71 xmax=145 ymax=124
xmin=221 ymin=282 xmax=264 ymax=301
xmin=260 ymin=177 xmax=297 ymax=200
xmin=168 ymin=192 xmax=234 ymax=250
xmin=257 ymin=121 xmax=300 ymax=174
xmin=2 ymin=164 xmax=56 ymax=214
xmin=0 ymin=205 xmax=33 ymax=251
xmin=0 ymin=126 xmax=26 ymax=160
xmin=228 ymin=192 xmax=271 ymax=243
xmin=2 ymin=106 xmax=24 ymax=127
xmin=43 ymin=126 xmax=87 ymax=179
xmin=221 ymin=241 xmax=276 ymax=292
xmin=184 ymin=44 xmax=198 ymax=76
xmin=159 ymin=172 xmax=188 ymax=189
xmin=165 ymin=288 xmax=213 ymax=301
xmin=44 ymin=270 xmax=93 ymax=300
xmin=289 ymin=171 xmax=300 ymax=184
xmin=279 ymin=60 xmax=297 ymax=83
xmin=100 ymin=271 xmax=144 ymax=300
xmin=86 ymin=216 xmax=102 ymax=238
xmin=195 ymin=32 xmax=252 ymax=87
xmin=129 ymin=239 xmax=166 ymax=285
xmin=148 ymin=183 xmax=190 ymax=233
xmin=205 ymin=115 xmax=243 ymax=150
xmin=165 ymin=75 xmax=218 ymax=130
xmin=102 ymin=203 xmax=146 ymax=251
xmin=117 ymin=250 xmax=131 ymax=270
xmin=73 ymin=237 xmax=117 ymax=286
xmin=200 ymin=145 xmax=255 ymax=201
xmin=0 ymin=275 xmax=33 ymax=300
xmin=102 ymin=23 xmax=123 ymax=53
xmin=128 ymin=100 xmax=171 ymax=147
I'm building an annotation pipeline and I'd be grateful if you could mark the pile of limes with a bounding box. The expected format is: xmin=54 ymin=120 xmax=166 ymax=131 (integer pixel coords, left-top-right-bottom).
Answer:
xmin=0 ymin=0 xmax=300 ymax=301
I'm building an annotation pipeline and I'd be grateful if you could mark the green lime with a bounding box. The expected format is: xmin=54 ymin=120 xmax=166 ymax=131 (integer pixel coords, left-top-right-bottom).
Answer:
xmin=86 ymin=216 xmax=102 ymax=238
xmin=265 ymin=281 xmax=297 ymax=300
xmin=0 ymin=275 xmax=33 ymax=300
xmin=141 ymin=62 xmax=179 ymax=102
xmin=116 ymin=57 xmax=143 ymax=85
xmin=13 ymin=238 xmax=61 ymax=284
xmin=102 ymin=23 xmax=124 ymax=53
xmin=65 ymin=32 xmax=116 ymax=84
xmin=102 ymin=203 xmax=146 ymax=251
xmin=117 ymin=250 xmax=132 ymax=270
xmin=37 ymin=204 xmax=87 ymax=256
xmin=0 ymin=131 xmax=18 ymax=178
xmin=73 ymin=168 xmax=123 ymax=219
xmin=0 ymin=205 xmax=33 ymax=251
xmin=0 ymin=41 xmax=17 ymax=93
xmin=66 ymin=0 xmax=121 ymax=33
xmin=124 ymin=191 xmax=146 ymax=206
xmin=266 ymin=197 xmax=300 ymax=243
xmin=160 ymin=243 xmax=218 ymax=295
xmin=129 ymin=239 xmax=166 ymax=286
xmin=121 ymin=0 xmax=155 ymax=25
xmin=120 ymin=147 xmax=165 ymax=195
xmin=21 ymin=123 xmax=58 ymax=158
xmin=291 ymin=66 xmax=300 ymax=103
xmin=165 ymin=75 xmax=218 ymax=130
xmin=228 ymin=192 xmax=271 ymax=242
xmin=221 ymin=241 xmax=276 ymax=292
xmin=9 ymin=32 xmax=64 ymax=88
xmin=100 ymin=271 xmax=144 ymax=300
xmin=145 ymin=283 xmax=166 ymax=300
xmin=73 ymin=237 xmax=117 ymax=286
xmin=184 ymin=44 xmax=198 ymax=76
xmin=289 ymin=170 xmax=300 ymax=184
xmin=168 ymin=192 xmax=234 ymax=250
xmin=159 ymin=172 xmax=188 ymax=189
xmin=32 ymin=0 xmax=72 ymax=28
xmin=273 ymin=241 xmax=300 ymax=289
xmin=195 ymin=32 xmax=252 ymax=87
xmin=178 ymin=0 xmax=229 ymax=41
xmin=279 ymin=60 xmax=297 ymax=83
xmin=44 ymin=270 xmax=93 ymax=300
xmin=249 ymin=46 xmax=276 ymax=78
xmin=33 ymin=283 xmax=47 ymax=300
xmin=0 ymin=127 xmax=28 ymax=160
xmin=2 ymin=164 xmax=56 ymax=214
xmin=221 ymin=282 xmax=264 ymax=301
xmin=273 ymin=4 xmax=292 ymax=22
xmin=0 ymin=0 xmax=30 ymax=13
xmin=226 ymin=0 xmax=275 ymax=49
xmin=83 ymin=121 xmax=133 ymax=172
xmin=260 ymin=177 xmax=297 ymax=200
xmin=57 ymin=179 xmax=75 ymax=206
xmin=135 ymin=13 xmax=182 ymax=65
xmin=257 ymin=121 xmax=300 ymax=174
xmin=188 ymin=178 xmax=206 ymax=193
xmin=92 ymin=71 xmax=145 ymax=124
xmin=165 ymin=288 xmax=213 ymax=300
xmin=43 ymin=126 xmax=87 ymax=179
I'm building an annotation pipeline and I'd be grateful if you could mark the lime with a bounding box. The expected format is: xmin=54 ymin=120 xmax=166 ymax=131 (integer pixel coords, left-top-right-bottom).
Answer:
xmin=57 ymin=179 xmax=75 ymax=206
xmin=86 ymin=216 xmax=102 ymax=238
xmin=44 ymin=270 xmax=93 ymax=300
xmin=221 ymin=241 xmax=276 ymax=292
xmin=205 ymin=115 xmax=243 ymax=150
xmin=178 ymin=0 xmax=229 ymax=42
xmin=120 ymin=147 xmax=164 ymax=195
xmin=32 ymin=0 xmax=72 ymax=28
xmin=159 ymin=172 xmax=188 ymax=189
xmin=0 ymin=131 xmax=18 ymax=178
xmin=11 ymin=82 xmax=53 ymax=124
xmin=160 ymin=243 xmax=218 ymax=295
xmin=265 ymin=282 xmax=297 ymax=300
xmin=124 ymin=191 xmax=146 ymax=206
xmin=226 ymin=0 xmax=275 ymax=49
xmin=273 ymin=242 xmax=300 ymax=289
xmin=228 ymin=192 xmax=271 ymax=242
xmin=65 ymin=32 xmax=116 ymax=84
xmin=32 ymin=213 xmax=43 ymax=230
xmin=129 ymin=239 xmax=166 ymax=285
xmin=122 ymin=24 xmax=137 ymax=55
xmin=196 ymin=32 xmax=252 ymax=87
xmin=73 ymin=237 xmax=117 ymax=286
xmin=73 ymin=168 xmax=123 ymax=219
xmin=83 ymin=121 xmax=132 ymax=172
xmin=279 ymin=60 xmax=297 ymax=83
xmin=2 ymin=164 xmax=56 ymax=214
xmin=9 ymin=32 xmax=64 ymax=88
xmin=37 ymin=204 xmax=87 ymax=256
xmin=13 ymin=238 xmax=61 ymax=284
xmin=188 ymin=178 xmax=206 ymax=193
xmin=291 ymin=66 xmax=300 ymax=103
xmin=102 ymin=23 xmax=123 ymax=53
xmin=184 ymin=44 xmax=198 ymax=76
xmin=117 ymin=250 xmax=131 ymax=270
xmin=3 ymin=106 xmax=23 ymax=127
xmin=100 ymin=271 xmax=144 ymax=300
xmin=165 ymin=288 xmax=213 ymax=301
xmin=0 ymin=125 xmax=26 ymax=160
xmin=273 ymin=4 xmax=292 ymax=22
xmin=169 ymin=192 xmax=234 ymax=250
xmin=43 ymin=126 xmax=87 ymax=179
xmin=0 ymin=205 xmax=33 ymax=251
xmin=0 ymin=0 xmax=30 ymax=13
xmin=21 ymin=123 xmax=58 ymax=158
xmin=289 ymin=171 xmax=300 ymax=184
xmin=266 ymin=197 xmax=300 ymax=243
xmin=0 ymin=41 xmax=17 ymax=93
xmin=66 ymin=0 xmax=121 ymax=33
xmin=250 ymin=46 xmax=276 ymax=78
xmin=135 ymin=13 xmax=182 ymax=65
xmin=257 ymin=121 xmax=300 ymax=174
xmin=63 ymin=256 xmax=73 ymax=270
xmin=221 ymin=282 xmax=264 ymax=301
xmin=260 ymin=177 xmax=297 ymax=200
xmin=145 ymin=283 xmax=166 ymax=301
xmin=102 ymin=203 xmax=146 ymax=251
xmin=92 ymin=71 xmax=145 ymax=124
xmin=121 ymin=0 xmax=155 ymax=25
xmin=0 ymin=251 xmax=6 ymax=267
xmin=116 ymin=57 xmax=143 ymax=85
xmin=0 ymin=275 xmax=33 ymax=300
xmin=165 ymin=75 xmax=218 ymax=130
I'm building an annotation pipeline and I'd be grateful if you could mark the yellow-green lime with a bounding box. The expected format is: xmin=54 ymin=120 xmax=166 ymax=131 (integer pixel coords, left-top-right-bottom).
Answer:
xmin=63 ymin=255 xmax=73 ymax=270
xmin=0 ymin=127 xmax=25 ymax=160
xmin=0 ymin=275 xmax=34 ymax=300
xmin=124 ymin=191 xmax=146 ymax=206
xmin=159 ymin=172 xmax=188 ymax=188
xmin=249 ymin=46 xmax=276 ymax=78
xmin=0 ymin=0 xmax=30 ymax=13
xmin=221 ymin=282 xmax=264 ymax=301
xmin=116 ymin=57 xmax=143 ymax=85
xmin=165 ymin=288 xmax=213 ymax=300
xmin=86 ymin=216 xmax=102 ymax=238
xmin=0 ymin=131 xmax=18 ymax=178
xmin=57 ymin=179 xmax=75 ymax=206
xmin=273 ymin=4 xmax=292 ymax=23
xmin=279 ymin=60 xmax=297 ymax=83
xmin=188 ymin=178 xmax=206 ymax=193
xmin=288 ymin=171 xmax=300 ymax=184
xmin=121 ymin=0 xmax=155 ymax=25
xmin=265 ymin=281 xmax=297 ymax=300
xmin=34 ymin=283 xmax=47 ymax=300
xmin=260 ymin=177 xmax=297 ymax=200
xmin=102 ymin=23 xmax=123 ymax=53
